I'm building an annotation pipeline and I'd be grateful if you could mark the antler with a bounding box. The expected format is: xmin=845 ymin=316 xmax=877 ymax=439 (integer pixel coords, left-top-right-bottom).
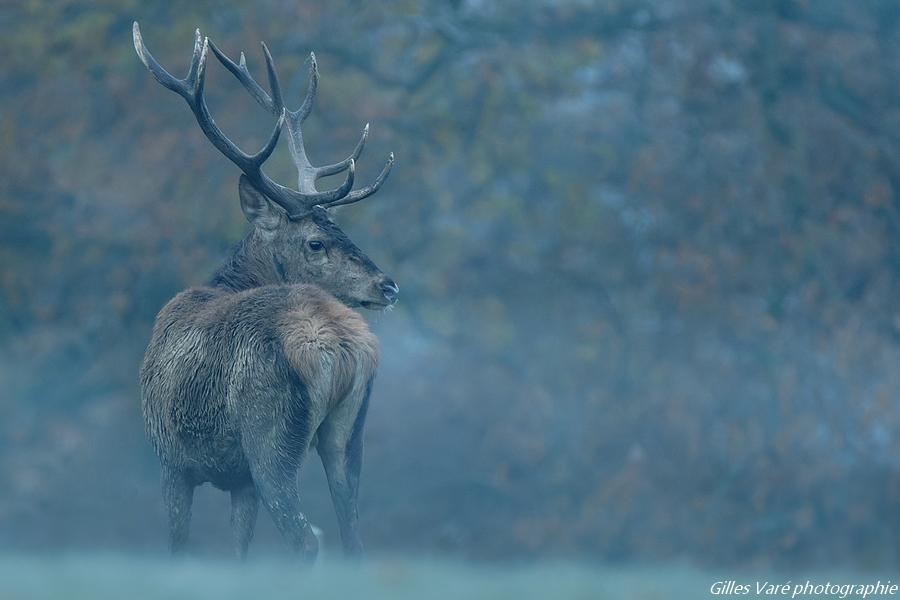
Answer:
xmin=209 ymin=41 xmax=394 ymax=208
xmin=132 ymin=22 xmax=393 ymax=217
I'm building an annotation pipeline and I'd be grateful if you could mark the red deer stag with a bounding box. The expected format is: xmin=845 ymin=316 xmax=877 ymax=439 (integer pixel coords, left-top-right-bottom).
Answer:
xmin=133 ymin=22 xmax=397 ymax=560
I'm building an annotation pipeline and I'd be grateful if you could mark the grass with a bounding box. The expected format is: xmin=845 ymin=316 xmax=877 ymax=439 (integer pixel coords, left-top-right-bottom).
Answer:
xmin=0 ymin=554 xmax=892 ymax=600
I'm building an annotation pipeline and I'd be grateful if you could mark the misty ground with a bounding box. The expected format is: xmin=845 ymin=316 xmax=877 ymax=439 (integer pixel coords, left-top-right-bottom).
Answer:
xmin=2 ymin=0 xmax=898 ymax=575
xmin=1 ymin=554 xmax=895 ymax=600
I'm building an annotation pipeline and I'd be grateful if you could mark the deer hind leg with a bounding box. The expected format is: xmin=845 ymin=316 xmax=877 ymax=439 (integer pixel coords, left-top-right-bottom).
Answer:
xmin=317 ymin=377 xmax=373 ymax=557
xmin=240 ymin=394 xmax=319 ymax=561
xmin=250 ymin=452 xmax=319 ymax=561
xmin=230 ymin=483 xmax=259 ymax=560
xmin=161 ymin=466 xmax=194 ymax=555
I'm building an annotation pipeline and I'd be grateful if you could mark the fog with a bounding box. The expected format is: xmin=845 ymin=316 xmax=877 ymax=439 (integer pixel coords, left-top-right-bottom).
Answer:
xmin=1 ymin=0 xmax=897 ymax=596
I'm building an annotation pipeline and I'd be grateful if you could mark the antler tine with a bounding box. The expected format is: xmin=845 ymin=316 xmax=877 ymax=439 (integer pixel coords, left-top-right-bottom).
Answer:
xmin=261 ymin=42 xmax=284 ymax=115
xmin=315 ymin=123 xmax=368 ymax=178
xmin=323 ymin=153 xmax=395 ymax=208
xmin=208 ymin=40 xmax=277 ymax=114
xmin=296 ymin=52 xmax=318 ymax=123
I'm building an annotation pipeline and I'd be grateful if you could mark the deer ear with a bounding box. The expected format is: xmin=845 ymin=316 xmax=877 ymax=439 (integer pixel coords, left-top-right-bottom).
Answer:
xmin=238 ymin=175 xmax=281 ymax=230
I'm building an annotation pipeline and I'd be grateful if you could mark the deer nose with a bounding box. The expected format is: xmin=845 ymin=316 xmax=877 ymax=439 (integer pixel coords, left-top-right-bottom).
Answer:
xmin=379 ymin=278 xmax=399 ymax=303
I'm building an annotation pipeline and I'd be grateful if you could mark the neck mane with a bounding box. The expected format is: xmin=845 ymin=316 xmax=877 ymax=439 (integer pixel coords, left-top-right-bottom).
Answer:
xmin=208 ymin=233 xmax=280 ymax=292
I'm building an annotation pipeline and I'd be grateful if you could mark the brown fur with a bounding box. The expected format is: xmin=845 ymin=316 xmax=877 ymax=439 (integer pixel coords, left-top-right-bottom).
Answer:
xmin=141 ymin=277 xmax=386 ymax=558
xmin=278 ymin=286 xmax=379 ymax=413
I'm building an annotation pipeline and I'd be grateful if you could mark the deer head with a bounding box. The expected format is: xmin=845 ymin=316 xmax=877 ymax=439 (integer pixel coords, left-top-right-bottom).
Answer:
xmin=133 ymin=23 xmax=399 ymax=309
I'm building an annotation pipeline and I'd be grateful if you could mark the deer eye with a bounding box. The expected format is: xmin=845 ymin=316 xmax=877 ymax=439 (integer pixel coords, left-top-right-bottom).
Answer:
xmin=307 ymin=240 xmax=325 ymax=252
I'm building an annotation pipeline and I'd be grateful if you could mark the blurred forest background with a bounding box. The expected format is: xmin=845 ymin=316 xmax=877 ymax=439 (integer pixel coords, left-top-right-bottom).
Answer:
xmin=0 ymin=0 xmax=898 ymax=569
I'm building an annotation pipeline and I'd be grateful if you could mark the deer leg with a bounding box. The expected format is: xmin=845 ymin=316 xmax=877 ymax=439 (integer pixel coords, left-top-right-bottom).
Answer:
xmin=161 ymin=466 xmax=194 ymax=555
xmin=318 ymin=441 xmax=363 ymax=556
xmin=252 ymin=456 xmax=318 ymax=561
xmin=230 ymin=483 xmax=259 ymax=560
xmin=317 ymin=380 xmax=372 ymax=557
xmin=242 ymin=408 xmax=319 ymax=562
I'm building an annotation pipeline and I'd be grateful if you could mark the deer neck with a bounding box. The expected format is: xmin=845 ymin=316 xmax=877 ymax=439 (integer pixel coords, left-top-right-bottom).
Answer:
xmin=208 ymin=232 xmax=282 ymax=292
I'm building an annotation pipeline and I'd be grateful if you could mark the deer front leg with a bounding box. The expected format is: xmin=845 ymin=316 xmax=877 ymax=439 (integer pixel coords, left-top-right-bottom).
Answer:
xmin=318 ymin=442 xmax=363 ymax=556
xmin=230 ymin=483 xmax=258 ymax=560
xmin=317 ymin=381 xmax=371 ymax=557
xmin=161 ymin=465 xmax=194 ymax=555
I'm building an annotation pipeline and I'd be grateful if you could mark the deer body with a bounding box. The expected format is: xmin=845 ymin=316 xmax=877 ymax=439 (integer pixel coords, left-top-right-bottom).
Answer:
xmin=142 ymin=281 xmax=377 ymax=557
xmin=142 ymin=282 xmax=378 ymax=485
xmin=133 ymin=24 xmax=398 ymax=560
